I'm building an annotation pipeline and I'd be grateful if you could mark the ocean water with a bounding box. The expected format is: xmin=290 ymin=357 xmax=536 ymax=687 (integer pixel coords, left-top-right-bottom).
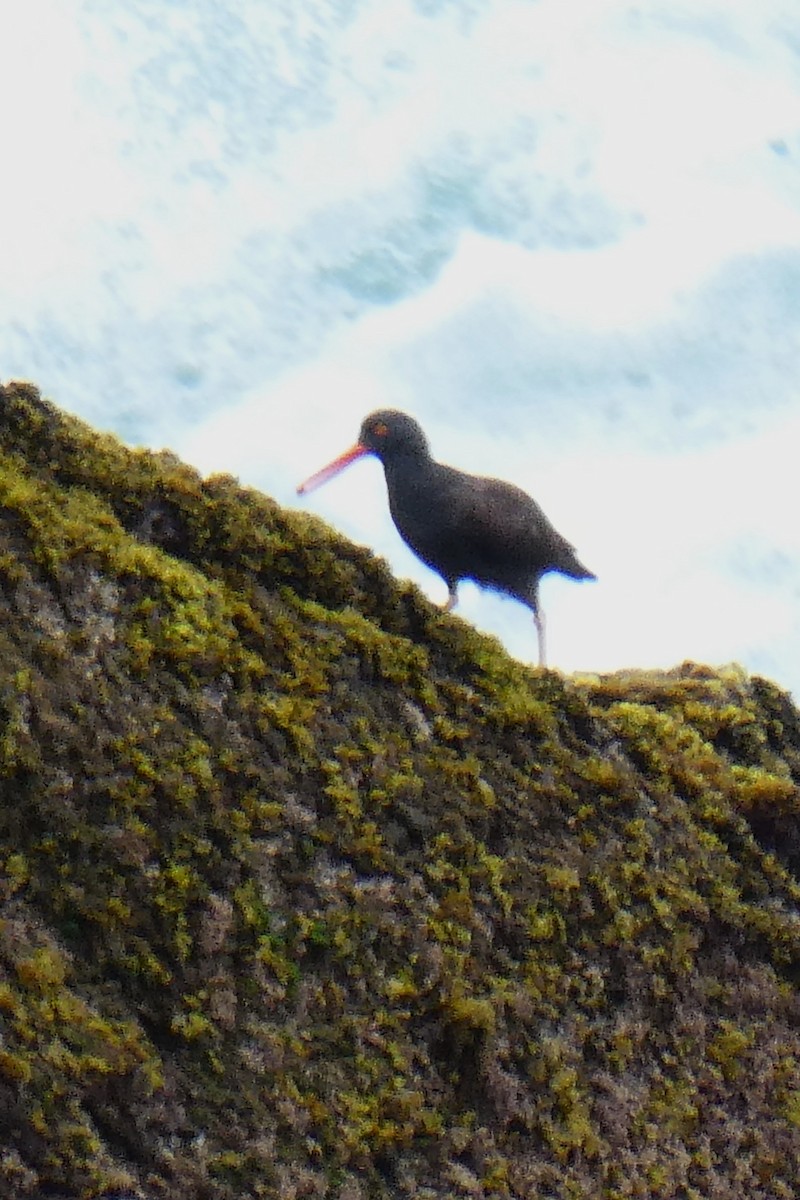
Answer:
xmin=1 ymin=0 xmax=799 ymax=694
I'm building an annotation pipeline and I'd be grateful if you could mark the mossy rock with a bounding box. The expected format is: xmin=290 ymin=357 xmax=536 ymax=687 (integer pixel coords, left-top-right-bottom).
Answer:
xmin=0 ymin=381 xmax=799 ymax=1199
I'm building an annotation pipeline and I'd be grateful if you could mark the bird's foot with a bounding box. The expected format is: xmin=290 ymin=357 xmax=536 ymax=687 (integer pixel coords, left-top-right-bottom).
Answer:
xmin=441 ymin=586 xmax=458 ymax=613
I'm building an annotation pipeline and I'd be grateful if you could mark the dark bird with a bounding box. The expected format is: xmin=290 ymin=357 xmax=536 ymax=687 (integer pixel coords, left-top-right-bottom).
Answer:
xmin=297 ymin=410 xmax=595 ymax=666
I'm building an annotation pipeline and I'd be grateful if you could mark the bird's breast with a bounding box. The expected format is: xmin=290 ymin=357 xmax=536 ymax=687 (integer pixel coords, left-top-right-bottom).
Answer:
xmin=383 ymin=464 xmax=456 ymax=564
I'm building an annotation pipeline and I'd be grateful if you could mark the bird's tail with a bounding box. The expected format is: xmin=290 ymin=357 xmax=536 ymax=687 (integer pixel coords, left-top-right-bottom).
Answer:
xmin=557 ymin=545 xmax=596 ymax=581
xmin=568 ymin=559 xmax=596 ymax=581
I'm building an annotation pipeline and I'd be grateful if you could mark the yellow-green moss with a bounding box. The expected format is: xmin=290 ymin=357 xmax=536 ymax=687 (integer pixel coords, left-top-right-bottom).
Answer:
xmin=0 ymin=382 xmax=799 ymax=1199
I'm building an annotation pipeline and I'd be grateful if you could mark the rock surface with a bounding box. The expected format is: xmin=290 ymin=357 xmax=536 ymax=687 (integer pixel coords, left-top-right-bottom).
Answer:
xmin=0 ymin=381 xmax=799 ymax=1199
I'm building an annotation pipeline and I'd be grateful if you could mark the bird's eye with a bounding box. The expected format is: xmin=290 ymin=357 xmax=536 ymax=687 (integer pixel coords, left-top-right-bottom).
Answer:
xmin=373 ymin=421 xmax=389 ymax=437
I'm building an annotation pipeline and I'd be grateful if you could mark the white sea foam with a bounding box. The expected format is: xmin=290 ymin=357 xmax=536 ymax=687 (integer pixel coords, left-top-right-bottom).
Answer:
xmin=1 ymin=0 xmax=799 ymax=694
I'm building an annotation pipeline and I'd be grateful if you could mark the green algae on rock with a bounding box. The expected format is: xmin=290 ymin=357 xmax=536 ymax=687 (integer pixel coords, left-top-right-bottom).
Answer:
xmin=0 ymin=381 xmax=799 ymax=1199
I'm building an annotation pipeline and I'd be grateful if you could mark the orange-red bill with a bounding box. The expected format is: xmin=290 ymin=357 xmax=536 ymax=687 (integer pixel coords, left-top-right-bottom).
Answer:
xmin=296 ymin=442 xmax=370 ymax=495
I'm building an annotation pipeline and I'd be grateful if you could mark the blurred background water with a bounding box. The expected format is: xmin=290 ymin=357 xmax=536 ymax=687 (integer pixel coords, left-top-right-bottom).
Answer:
xmin=1 ymin=0 xmax=799 ymax=693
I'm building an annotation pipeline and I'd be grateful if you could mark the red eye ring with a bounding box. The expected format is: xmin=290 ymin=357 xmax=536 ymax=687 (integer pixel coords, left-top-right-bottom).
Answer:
xmin=373 ymin=422 xmax=389 ymax=437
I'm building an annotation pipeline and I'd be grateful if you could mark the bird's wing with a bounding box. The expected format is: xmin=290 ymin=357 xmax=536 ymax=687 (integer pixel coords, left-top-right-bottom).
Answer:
xmin=436 ymin=469 xmax=563 ymax=562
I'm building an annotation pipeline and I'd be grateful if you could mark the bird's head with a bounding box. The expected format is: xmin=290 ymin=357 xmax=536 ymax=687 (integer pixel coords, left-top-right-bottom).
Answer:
xmin=297 ymin=410 xmax=429 ymax=494
xmin=357 ymin=410 xmax=429 ymax=460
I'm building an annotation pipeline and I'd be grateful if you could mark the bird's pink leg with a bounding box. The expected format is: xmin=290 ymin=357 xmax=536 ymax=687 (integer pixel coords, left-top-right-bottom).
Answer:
xmin=441 ymin=584 xmax=458 ymax=613
xmin=534 ymin=608 xmax=547 ymax=667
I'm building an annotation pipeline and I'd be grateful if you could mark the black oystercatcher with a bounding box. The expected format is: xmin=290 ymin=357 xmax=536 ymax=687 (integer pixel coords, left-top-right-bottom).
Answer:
xmin=297 ymin=410 xmax=595 ymax=666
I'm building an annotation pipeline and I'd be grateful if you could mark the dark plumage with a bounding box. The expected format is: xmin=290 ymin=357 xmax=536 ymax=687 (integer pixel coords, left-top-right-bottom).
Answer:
xmin=297 ymin=410 xmax=595 ymax=666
